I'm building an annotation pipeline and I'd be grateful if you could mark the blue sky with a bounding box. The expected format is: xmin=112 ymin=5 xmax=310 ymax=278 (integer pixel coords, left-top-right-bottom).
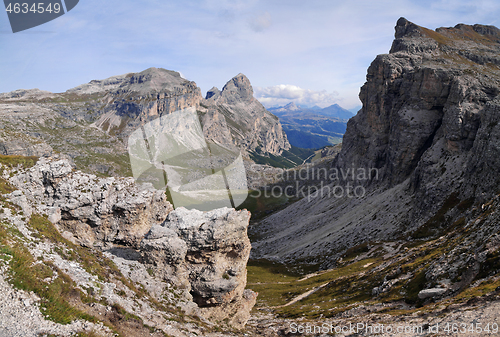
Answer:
xmin=1 ymin=0 xmax=500 ymax=109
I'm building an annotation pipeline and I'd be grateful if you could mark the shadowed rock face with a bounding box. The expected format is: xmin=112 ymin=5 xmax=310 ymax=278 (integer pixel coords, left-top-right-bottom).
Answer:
xmin=9 ymin=157 xmax=256 ymax=328
xmin=337 ymin=17 xmax=500 ymax=198
xmin=251 ymin=18 xmax=500 ymax=267
xmin=90 ymin=68 xmax=203 ymax=141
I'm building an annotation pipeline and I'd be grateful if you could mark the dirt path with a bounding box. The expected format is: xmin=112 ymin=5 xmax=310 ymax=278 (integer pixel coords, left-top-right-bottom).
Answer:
xmin=271 ymin=282 xmax=330 ymax=308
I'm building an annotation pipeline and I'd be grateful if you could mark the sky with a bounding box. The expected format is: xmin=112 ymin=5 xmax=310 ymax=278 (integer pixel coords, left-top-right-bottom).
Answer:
xmin=1 ymin=0 xmax=500 ymax=110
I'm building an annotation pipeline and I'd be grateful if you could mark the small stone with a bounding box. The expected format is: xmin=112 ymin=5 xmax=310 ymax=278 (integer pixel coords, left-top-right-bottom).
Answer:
xmin=418 ymin=288 xmax=447 ymax=299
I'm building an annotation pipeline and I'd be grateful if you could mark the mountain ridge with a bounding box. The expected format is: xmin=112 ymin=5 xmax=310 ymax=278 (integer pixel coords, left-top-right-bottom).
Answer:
xmin=0 ymin=68 xmax=298 ymax=177
xmin=2 ymin=17 xmax=500 ymax=335
xmin=268 ymin=102 xmax=354 ymax=119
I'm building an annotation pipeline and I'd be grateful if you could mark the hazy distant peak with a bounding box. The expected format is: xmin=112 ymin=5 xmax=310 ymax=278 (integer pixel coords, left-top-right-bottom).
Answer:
xmin=0 ymin=88 xmax=53 ymax=99
xmin=268 ymin=102 xmax=354 ymax=119
xmin=284 ymin=102 xmax=299 ymax=111
xmin=66 ymin=73 xmax=130 ymax=95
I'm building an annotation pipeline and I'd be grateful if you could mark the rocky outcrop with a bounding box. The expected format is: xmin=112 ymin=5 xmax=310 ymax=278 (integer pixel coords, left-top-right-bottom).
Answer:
xmin=11 ymin=157 xmax=172 ymax=248
xmin=251 ymin=18 xmax=500 ymax=267
xmin=418 ymin=287 xmax=447 ymax=299
xmin=8 ymin=156 xmax=256 ymax=328
xmin=141 ymin=207 xmax=256 ymax=328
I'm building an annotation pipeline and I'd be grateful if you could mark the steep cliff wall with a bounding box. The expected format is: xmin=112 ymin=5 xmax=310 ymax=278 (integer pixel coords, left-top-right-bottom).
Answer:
xmin=90 ymin=68 xmax=203 ymax=140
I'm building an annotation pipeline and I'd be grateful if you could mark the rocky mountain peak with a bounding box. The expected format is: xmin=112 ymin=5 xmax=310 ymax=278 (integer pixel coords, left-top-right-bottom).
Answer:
xmin=202 ymin=73 xmax=291 ymax=156
xmin=124 ymin=67 xmax=190 ymax=94
xmin=445 ymin=23 xmax=500 ymax=42
xmin=468 ymin=23 xmax=500 ymax=41
xmin=391 ymin=17 xmax=500 ymax=55
xmin=283 ymin=102 xmax=299 ymax=111
xmin=205 ymin=86 xmax=221 ymax=99
xmin=67 ymin=67 xmax=195 ymax=97
xmin=394 ymin=17 xmax=424 ymax=39
xmin=220 ymin=73 xmax=254 ymax=103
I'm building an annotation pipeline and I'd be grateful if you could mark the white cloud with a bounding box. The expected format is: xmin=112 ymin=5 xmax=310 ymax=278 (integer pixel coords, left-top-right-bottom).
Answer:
xmin=254 ymin=84 xmax=339 ymax=108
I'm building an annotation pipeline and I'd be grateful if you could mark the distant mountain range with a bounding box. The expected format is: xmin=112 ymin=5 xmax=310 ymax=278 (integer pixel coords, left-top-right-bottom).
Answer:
xmin=269 ymin=102 xmax=355 ymax=119
xmin=267 ymin=102 xmax=354 ymax=149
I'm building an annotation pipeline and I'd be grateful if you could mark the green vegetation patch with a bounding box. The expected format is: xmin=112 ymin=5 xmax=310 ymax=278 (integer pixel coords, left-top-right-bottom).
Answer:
xmin=29 ymin=214 xmax=122 ymax=282
xmin=0 ymin=154 xmax=38 ymax=170
xmin=0 ymin=155 xmax=39 ymax=195
xmin=238 ymin=190 xmax=292 ymax=223
xmin=0 ymin=223 xmax=96 ymax=325
xmin=0 ymin=177 xmax=16 ymax=194
xmin=247 ymin=257 xmax=384 ymax=318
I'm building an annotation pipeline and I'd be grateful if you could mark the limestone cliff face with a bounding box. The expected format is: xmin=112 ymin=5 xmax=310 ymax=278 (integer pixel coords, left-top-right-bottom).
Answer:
xmin=89 ymin=68 xmax=203 ymax=140
xmin=12 ymin=157 xmax=172 ymax=248
xmin=251 ymin=18 xmax=500 ymax=266
xmin=336 ymin=17 xmax=500 ymax=205
xmin=141 ymin=207 xmax=256 ymax=328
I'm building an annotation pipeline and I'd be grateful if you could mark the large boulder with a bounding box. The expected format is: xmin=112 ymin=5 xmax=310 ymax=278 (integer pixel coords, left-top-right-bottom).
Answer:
xmin=141 ymin=207 xmax=256 ymax=328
